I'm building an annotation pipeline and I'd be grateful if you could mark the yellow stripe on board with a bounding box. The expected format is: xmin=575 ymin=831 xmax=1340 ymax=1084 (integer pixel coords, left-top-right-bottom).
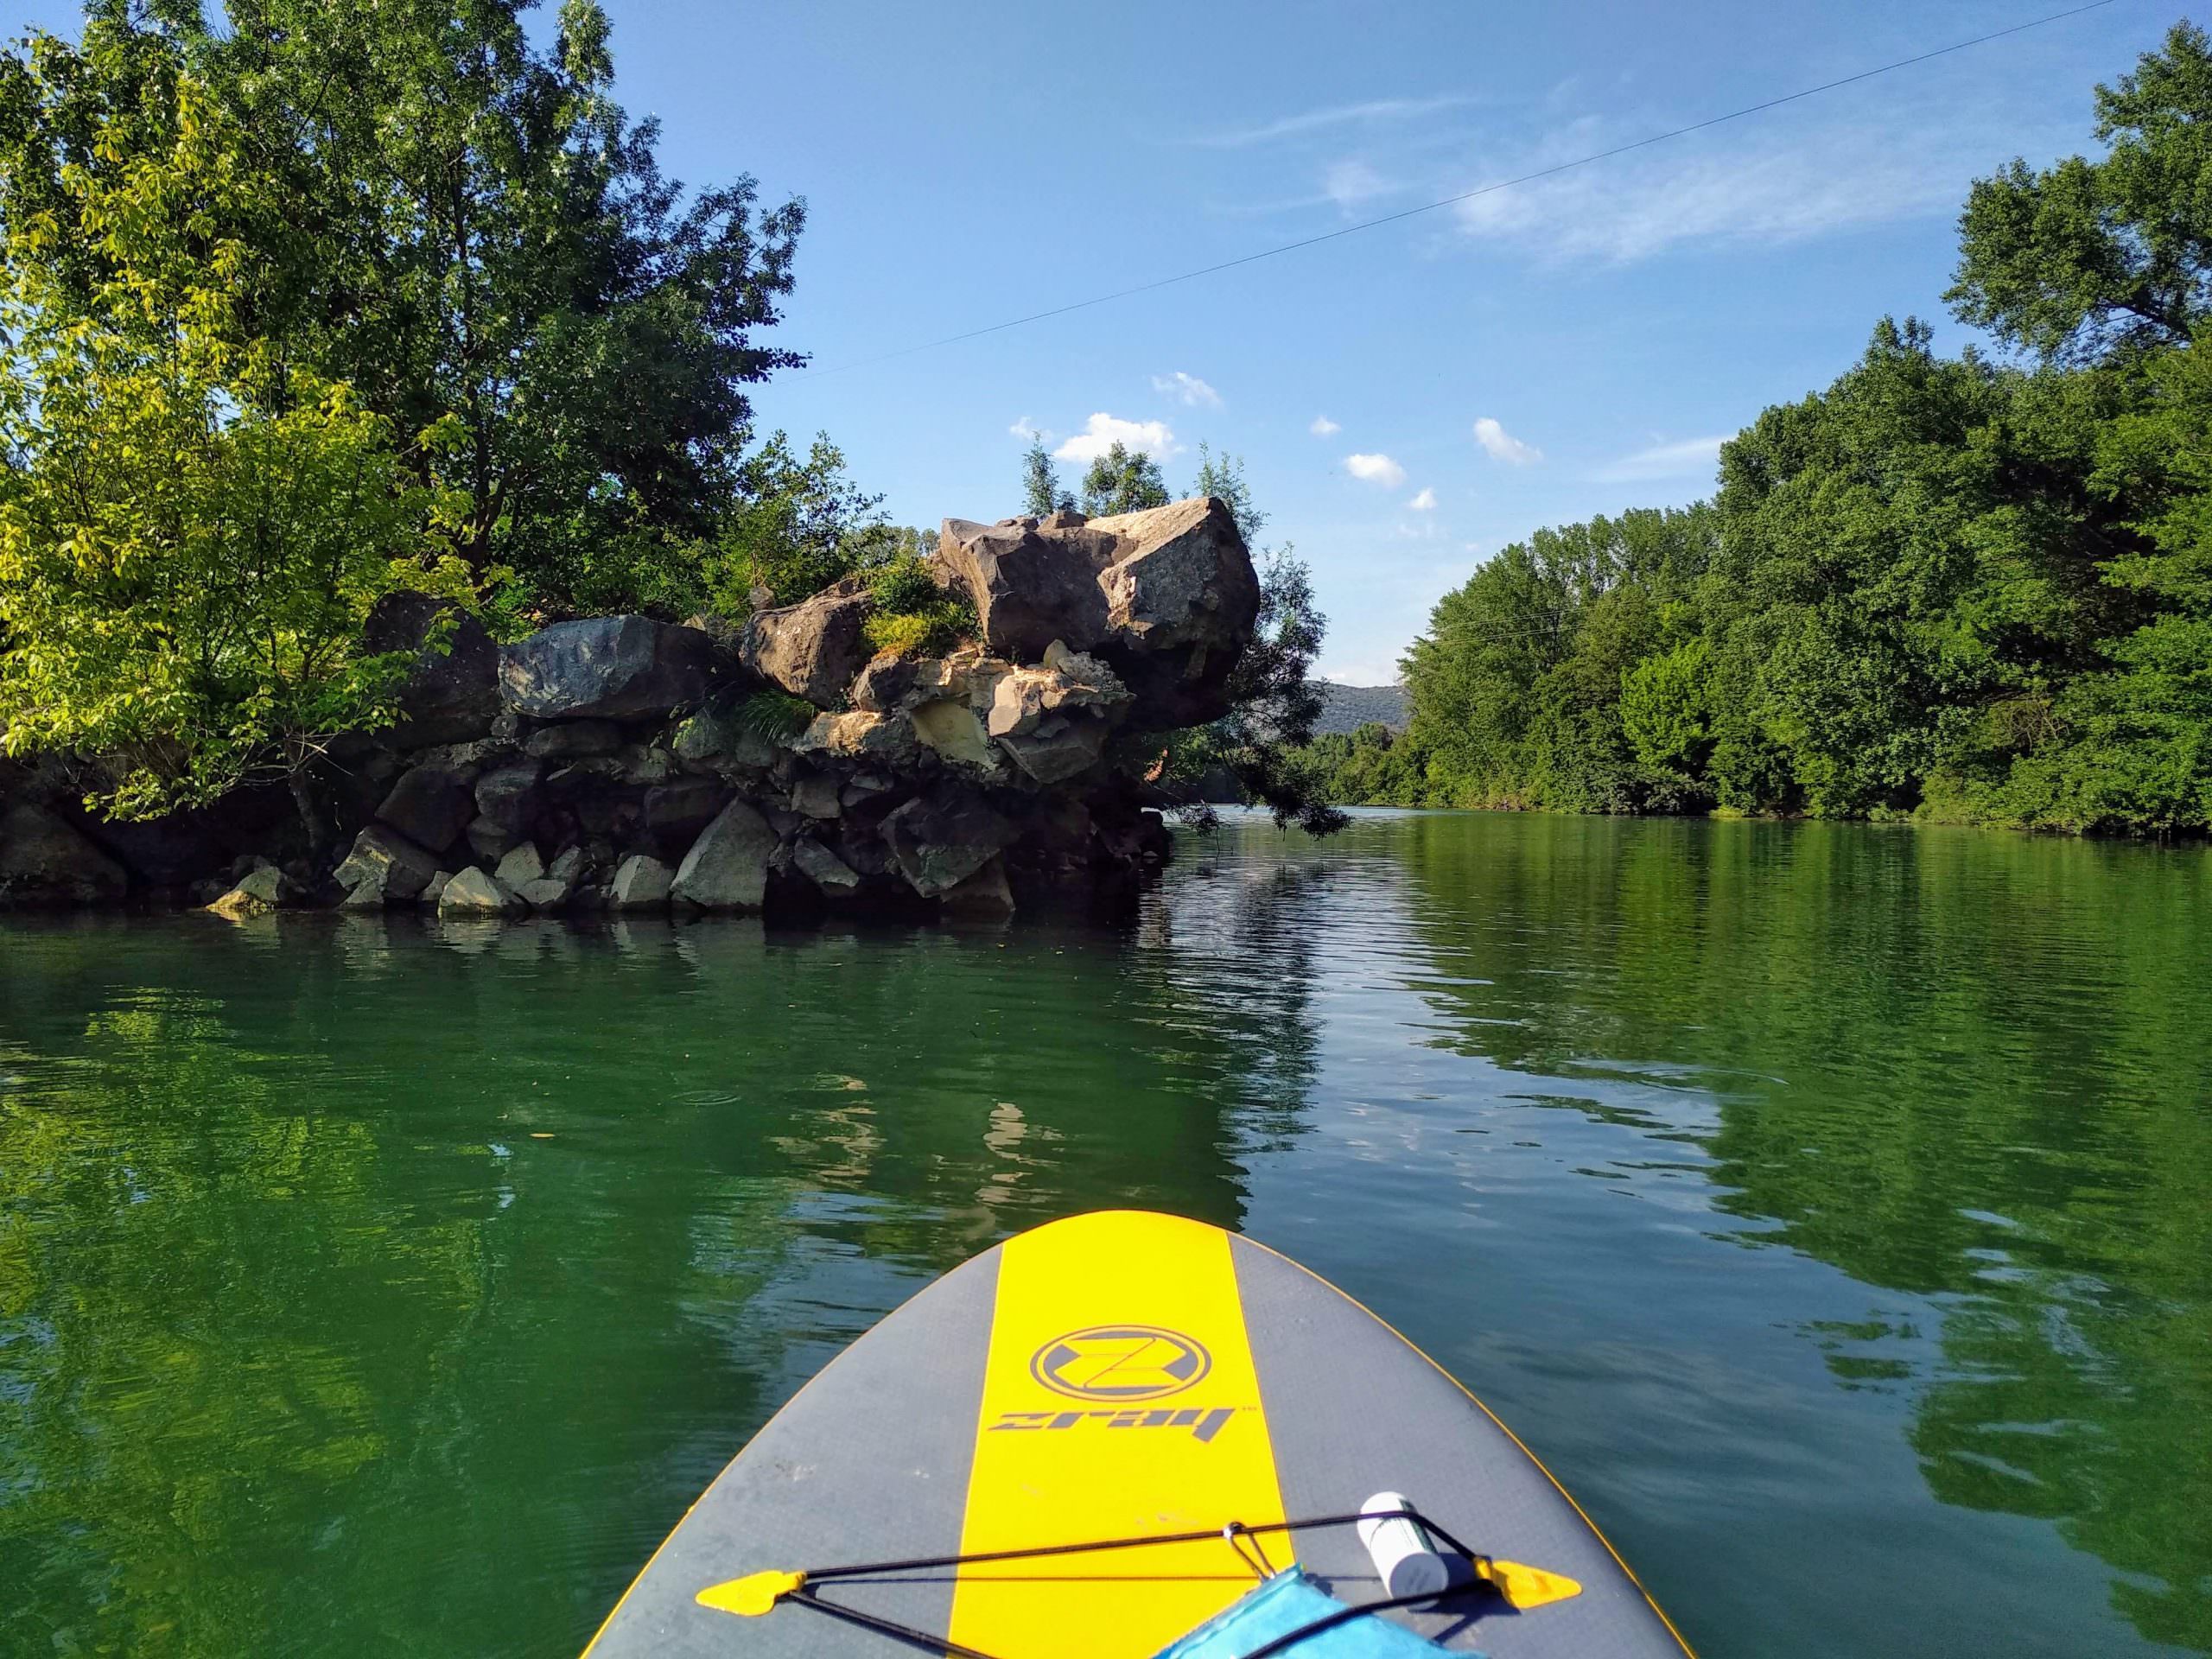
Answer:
xmin=948 ymin=1211 xmax=1288 ymax=1657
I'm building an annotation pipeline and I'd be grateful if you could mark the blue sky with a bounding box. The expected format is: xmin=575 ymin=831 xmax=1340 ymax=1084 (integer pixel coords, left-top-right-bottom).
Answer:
xmin=17 ymin=0 xmax=2176 ymax=680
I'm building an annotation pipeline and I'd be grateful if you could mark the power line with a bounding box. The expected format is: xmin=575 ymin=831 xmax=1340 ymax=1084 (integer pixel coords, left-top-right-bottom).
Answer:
xmin=792 ymin=0 xmax=2122 ymax=380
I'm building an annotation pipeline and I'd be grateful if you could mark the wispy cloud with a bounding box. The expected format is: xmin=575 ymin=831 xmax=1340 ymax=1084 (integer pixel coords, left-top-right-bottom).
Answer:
xmin=1407 ymin=486 xmax=1437 ymax=511
xmin=1056 ymin=412 xmax=1179 ymax=463
xmin=1345 ymin=452 xmax=1407 ymax=487
xmin=1593 ymin=435 xmax=1728 ymax=483
xmin=1191 ymin=94 xmax=1473 ymax=149
xmin=1310 ymin=415 xmax=1342 ymax=436
xmin=1446 ymin=92 xmax=2039 ymax=264
xmin=1008 ymin=416 xmax=1052 ymax=443
xmin=1321 ymin=160 xmax=1399 ymax=213
xmin=1152 ymin=371 xmax=1222 ymax=408
xmin=1473 ymin=417 xmax=1541 ymax=465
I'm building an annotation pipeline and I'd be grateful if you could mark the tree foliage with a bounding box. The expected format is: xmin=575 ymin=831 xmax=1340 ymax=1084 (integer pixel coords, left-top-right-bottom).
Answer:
xmin=1302 ymin=26 xmax=2212 ymax=838
xmin=0 ymin=40 xmax=467 ymax=821
xmin=1077 ymin=441 xmax=1170 ymax=517
xmin=0 ymin=0 xmax=808 ymax=620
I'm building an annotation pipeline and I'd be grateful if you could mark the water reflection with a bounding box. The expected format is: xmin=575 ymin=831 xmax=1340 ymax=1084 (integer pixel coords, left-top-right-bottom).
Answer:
xmin=2 ymin=814 xmax=2206 ymax=1658
xmin=0 ymin=900 xmax=1325 ymax=1656
xmin=1383 ymin=812 xmax=2212 ymax=1653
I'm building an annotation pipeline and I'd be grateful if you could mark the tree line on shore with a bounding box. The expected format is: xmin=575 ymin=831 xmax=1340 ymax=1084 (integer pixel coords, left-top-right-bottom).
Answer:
xmin=1300 ymin=25 xmax=2212 ymax=837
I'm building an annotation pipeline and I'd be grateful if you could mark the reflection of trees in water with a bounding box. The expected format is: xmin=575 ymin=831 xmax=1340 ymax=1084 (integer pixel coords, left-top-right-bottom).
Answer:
xmin=0 ymin=897 xmax=1328 ymax=1655
xmin=1391 ymin=816 xmax=2212 ymax=1652
xmin=1138 ymin=837 xmax=1334 ymax=1156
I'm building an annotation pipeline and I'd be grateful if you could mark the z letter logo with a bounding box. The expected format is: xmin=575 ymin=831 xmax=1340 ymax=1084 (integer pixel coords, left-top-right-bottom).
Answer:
xmin=1029 ymin=1325 xmax=1212 ymax=1402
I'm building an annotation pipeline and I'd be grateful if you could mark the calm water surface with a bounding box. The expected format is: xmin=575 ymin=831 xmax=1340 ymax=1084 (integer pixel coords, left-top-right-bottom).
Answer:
xmin=2 ymin=811 xmax=2207 ymax=1657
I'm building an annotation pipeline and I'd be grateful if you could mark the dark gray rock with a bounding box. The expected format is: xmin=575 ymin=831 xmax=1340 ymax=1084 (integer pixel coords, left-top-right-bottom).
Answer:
xmin=791 ymin=772 xmax=841 ymax=820
xmin=499 ymin=616 xmax=721 ymax=720
xmin=474 ymin=760 xmax=544 ymax=835
xmin=466 ymin=815 xmax=516 ymax=864
xmin=937 ymin=517 xmax=1112 ymax=660
xmin=333 ymin=823 xmax=442 ymax=902
xmin=740 ymin=578 xmax=875 ymax=708
xmin=375 ymin=765 xmax=476 ymax=852
xmin=523 ymin=721 xmax=624 ymax=760
xmin=793 ymin=838 xmax=863 ymax=898
xmin=437 ymin=866 xmax=523 ymax=917
xmin=880 ymin=789 xmax=1016 ymax=898
xmin=850 ymin=651 xmax=925 ymax=714
xmin=609 ymin=852 xmax=673 ymax=909
xmin=363 ymin=594 xmax=502 ymax=746
xmin=643 ymin=780 xmax=726 ymax=851
xmin=0 ymin=804 xmax=129 ymax=907
xmin=671 ymin=798 xmax=776 ymax=911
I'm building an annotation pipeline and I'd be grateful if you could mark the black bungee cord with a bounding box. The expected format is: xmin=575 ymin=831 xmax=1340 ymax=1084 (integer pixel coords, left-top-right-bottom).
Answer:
xmin=729 ymin=1504 xmax=1501 ymax=1658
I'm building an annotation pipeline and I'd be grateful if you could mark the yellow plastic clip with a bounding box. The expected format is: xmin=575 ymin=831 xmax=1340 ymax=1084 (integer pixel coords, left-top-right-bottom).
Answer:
xmin=696 ymin=1569 xmax=807 ymax=1618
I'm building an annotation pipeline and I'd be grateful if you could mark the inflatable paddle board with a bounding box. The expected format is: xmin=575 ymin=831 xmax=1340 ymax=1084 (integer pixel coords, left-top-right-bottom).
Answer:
xmin=583 ymin=1211 xmax=1693 ymax=1657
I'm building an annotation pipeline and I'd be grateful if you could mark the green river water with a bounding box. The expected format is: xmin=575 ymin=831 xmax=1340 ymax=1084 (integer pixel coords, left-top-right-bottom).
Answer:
xmin=1 ymin=810 xmax=2207 ymax=1658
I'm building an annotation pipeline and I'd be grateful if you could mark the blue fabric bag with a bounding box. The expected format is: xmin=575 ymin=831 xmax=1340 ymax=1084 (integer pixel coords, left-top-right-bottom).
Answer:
xmin=1147 ymin=1569 xmax=1481 ymax=1658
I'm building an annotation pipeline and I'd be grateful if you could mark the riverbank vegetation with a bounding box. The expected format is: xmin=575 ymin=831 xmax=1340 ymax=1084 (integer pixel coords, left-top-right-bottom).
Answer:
xmin=1303 ymin=25 xmax=2212 ymax=836
xmin=0 ymin=0 xmax=1331 ymax=832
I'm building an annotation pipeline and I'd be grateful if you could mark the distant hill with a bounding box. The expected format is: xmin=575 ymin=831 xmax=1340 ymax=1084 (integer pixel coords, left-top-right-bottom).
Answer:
xmin=1310 ymin=683 xmax=1408 ymax=737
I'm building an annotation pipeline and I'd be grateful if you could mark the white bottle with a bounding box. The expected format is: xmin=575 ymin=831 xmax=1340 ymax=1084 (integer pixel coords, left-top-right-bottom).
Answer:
xmin=1356 ymin=1491 xmax=1452 ymax=1599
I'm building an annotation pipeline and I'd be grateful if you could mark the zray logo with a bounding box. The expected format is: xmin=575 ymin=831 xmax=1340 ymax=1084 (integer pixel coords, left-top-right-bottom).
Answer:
xmin=1029 ymin=1325 xmax=1212 ymax=1402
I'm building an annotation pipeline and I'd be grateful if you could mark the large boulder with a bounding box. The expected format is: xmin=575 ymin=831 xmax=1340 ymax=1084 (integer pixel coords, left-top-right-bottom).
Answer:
xmin=437 ymin=866 xmax=524 ymax=918
xmin=375 ymin=764 xmax=477 ymax=852
xmin=997 ymin=716 xmax=1109 ymax=785
xmin=332 ymin=823 xmax=442 ymax=902
xmin=0 ymin=804 xmax=129 ymax=908
xmin=671 ymin=798 xmax=776 ymax=911
xmin=791 ymin=710 xmax=923 ymax=769
xmin=499 ymin=616 xmax=721 ymax=720
xmin=474 ymin=760 xmax=544 ymax=836
xmin=609 ymin=853 xmax=674 ymax=909
xmin=936 ymin=498 xmax=1257 ymax=728
xmin=879 ymin=788 xmax=1015 ymax=898
xmin=740 ymin=578 xmax=874 ymax=708
xmin=936 ymin=517 xmax=1112 ymax=660
xmin=206 ymin=863 xmax=292 ymax=918
xmin=362 ymin=594 xmax=501 ymax=746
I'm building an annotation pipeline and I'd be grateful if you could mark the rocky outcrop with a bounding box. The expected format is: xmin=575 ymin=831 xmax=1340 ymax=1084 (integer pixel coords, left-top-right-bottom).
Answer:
xmin=499 ymin=615 xmax=721 ymax=719
xmin=937 ymin=496 xmax=1256 ymax=726
xmin=741 ymin=578 xmax=875 ymax=707
xmin=1 ymin=497 xmax=1248 ymax=921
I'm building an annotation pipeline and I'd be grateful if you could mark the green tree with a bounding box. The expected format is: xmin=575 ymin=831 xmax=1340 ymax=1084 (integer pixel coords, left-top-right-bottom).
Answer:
xmin=0 ymin=0 xmax=807 ymax=618
xmin=1077 ymin=441 xmax=1170 ymax=517
xmin=0 ymin=61 xmax=465 ymax=834
xmin=1949 ymin=22 xmax=2212 ymax=365
xmin=1020 ymin=437 xmax=1069 ymax=517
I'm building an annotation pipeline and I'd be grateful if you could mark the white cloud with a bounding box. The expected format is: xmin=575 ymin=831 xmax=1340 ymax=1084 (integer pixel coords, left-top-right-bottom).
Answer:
xmin=1473 ymin=417 xmax=1541 ymax=466
xmin=1345 ymin=453 xmax=1407 ymax=488
xmin=1309 ymin=415 xmax=1341 ymax=436
xmin=1055 ymin=412 xmax=1180 ymax=464
xmin=1151 ymin=371 xmax=1222 ymax=408
xmin=1192 ymin=95 xmax=1473 ymax=149
xmin=1008 ymin=416 xmax=1052 ymax=443
xmin=1321 ymin=159 xmax=1397 ymax=212
xmin=1592 ymin=435 xmax=1728 ymax=484
xmin=1408 ymin=486 xmax=1437 ymax=511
